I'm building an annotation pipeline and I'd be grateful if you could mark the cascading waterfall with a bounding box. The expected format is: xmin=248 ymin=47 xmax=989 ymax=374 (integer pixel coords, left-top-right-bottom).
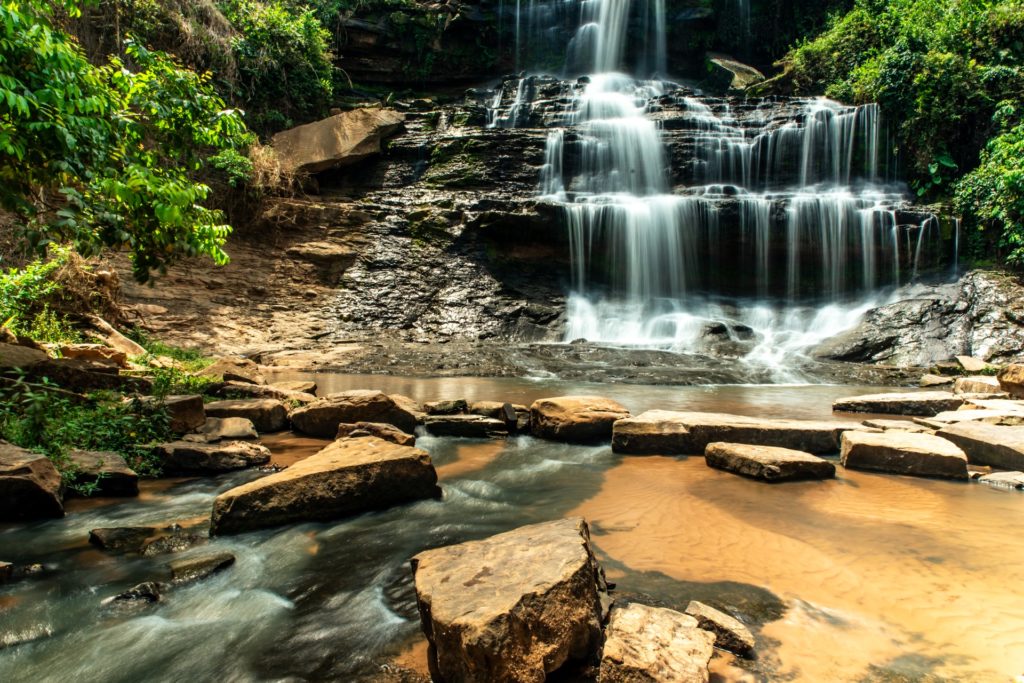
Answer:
xmin=491 ymin=0 xmax=945 ymax=373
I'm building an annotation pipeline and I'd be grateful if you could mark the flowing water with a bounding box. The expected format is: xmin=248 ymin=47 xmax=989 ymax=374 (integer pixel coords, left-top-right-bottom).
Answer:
xmin=2 ymin=376 xmax=1023 ymax=682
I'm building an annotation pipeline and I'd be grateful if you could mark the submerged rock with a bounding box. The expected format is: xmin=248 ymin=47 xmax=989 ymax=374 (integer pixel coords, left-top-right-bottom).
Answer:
xmin=422 ymin=414 xmax=509 ymax=439
xmin=168 ymin=552 xmax=235 ymax=584
xmin=832 ymin=391 xmax=964 ymax=417
xmin=205 ymin=398 xmax=289 ymax=433
xmin=337 ymin=421 xmax=416 ymax=446
xmin=704 ymin=443 xmax=835 ymax=483
xmin=530 ymin=396 xmax=630 ymax=443
xmin=155 ymin=440 xmax=271 ymax=475
xmin=411 ymin=517 xmax=607 ymax=683
xmin=0 ymin=441 xmax=63 ymax=520
xmin=66 ymin=450 xmax=139 ymax=497
xmin=210 ymin=436 xmax=439 ymax=535
xmin=977 ymin=471 xmax=1024 ymax=490
xmin=840 ymin=431 xmax=968 ymax=479
xmin=290 ymin=390 xmax=418 ymax=437
xmin=599 ymin=602 xmax=715 ymax=683
xmin=89 ymin=527 xmax=157 ymax=553
xmin=684 ymin=600 xmax=756 ymax=657
xmin=108 ymin=581 xmax=162 ymax=608
xmin=613 ymin=411 xmax=857 ymax=455
xmin=935 ymin=422 xmax=1024 ymax=470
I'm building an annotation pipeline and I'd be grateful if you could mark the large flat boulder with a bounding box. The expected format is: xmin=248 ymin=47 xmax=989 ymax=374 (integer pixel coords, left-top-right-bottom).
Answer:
xmin=271 ymin=108 xmax=405 ymax=174
xmin=0 ymin=441 xmax=63 ymax=520
xmin=953 ymin=376 xmax=1002 ymax=395
xmin=198 ymin=357 xmax=265 ymax=385
xmin=862 ymin=419 xmax=934 ymax=434
xmin=411 ymin=517 xmax=607 ymax=683
xmin=704 ymin=443 xmax=835 ymax=482
xmin=423 ymin=415 xmax=509 ymax=439
xmin=613 ymin=411 xmax=859 ymax=455
xmin=832 ymin=391 xmax=964 ymax=417
xmin=209 ymin=381 xmax=316 ymax=404
xmin=337 ymin=421 xmax=415 ymax=446
xmin=289 ymin=390 xmax=417 ymax=437
xmin=198 ymin=417 xmax=259 ymax=441
xmin=997 ymin=364 xmax=1024 ymax=398
xmin=204 ymin=398 xmax=288 ymax=433
xmin=530 ymin=396 xmax=630 ymax=443
xmin=935 ymin=422 xmax=1024 ymax=470
xmin=916 ymin=409 xmax=1024 ymax=429
xmin=840 ymin=431 xmax=968 ymax=479
xmin=155 ymin=441 xmax=270 ymax=475
xmin=58 ymin=343 xmax=127 ymax=368
xmin=599 ymin=602 xmax=715 ymax=683
xmin=211 ymin=436 xmax=438 ymax=535
xmin=159 ymin=395 xmax=206 ymax=434
xmin=67 ymin=450 xmax=139 ymax=497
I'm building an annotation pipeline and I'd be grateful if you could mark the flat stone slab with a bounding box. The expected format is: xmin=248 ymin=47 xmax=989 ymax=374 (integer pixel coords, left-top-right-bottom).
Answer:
xmin=211 ymin=436 xmax=439 ymax=535
xmin=977 ymin=471 xmax=1024 ymax=490
xmin=684 ymin=600 xmax=755 ymax=657
xmin=935 ymin=422 xmax=1024 ymax=470
xmin=205 ymin=398 xmax=288 ymax=433
xmin=198 ymin=417 xmax=259 ymax=441
xmin=705 ymin=443 xmax=835 ymax=482
xmin=915 ymin=409 xmax=1024 ymax=429
xmin=0 ymin=441 xmax=64 ymax=520
xmin=613 ymin=411 xmax=860 ymax=455
xmin=423 ymin=414 xmax=509 ymax=439
xmin=530 ymin=396 xmax=631 ymax=443
xmin=862 ymin=419 xmax=934 ymax=434
xmin=600 ymin=602 xmax=715 ymax=683
xmin=67 ymin=450 xmax=139 ymax=497
xmin=832 ymin=391 xmax=964 ymax=417
xmin=289 ymin=390 xmax=418 ymax=437
xmin=336 ymin=421 xmax=415 ymax=446
xmin=840 ymin=431 xmax=968 ymax=480
xmin=155 ymin=441 xmax=270 ymax=475
xmin=953 ymin=376 xmax=1002 ymax=395
xmin=411 ymin=517 xmax=607 ymax=683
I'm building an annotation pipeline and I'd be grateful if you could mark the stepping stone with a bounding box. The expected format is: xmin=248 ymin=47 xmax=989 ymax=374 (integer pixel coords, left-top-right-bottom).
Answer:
xmin=289 ymin=390 xmax=418 ymax=437
xmin=956 ymin=356 xmax=994 ymax=373
xmin=89 ymin=527 xmax=157 ymax=553
xmin=337 ymin=421 xmax=415 ymax=446
xmin=67 ymin=450 xmax=138 ymax=496
xmin=198 ymin=417 xmax=259 ymax=441
xmin=832 ymin=391 xmax=963 ymax=417
xmin=915 ymin=409 xmax=1024 ymax=429
xmin=600 ymin=602 xmax=714 ymax=683
xmin=424 ymin=399 xmax=468 ymax=415
xmin=977 ymin=471 xmax=1024 ymax=490
xmin=935 ymin=422 xmax=1024 ymax=470
xmin=862 ymin=419 xmax=934 ymax=434
xmin=205 ymin=398 xmax=288 ymax=433
xmin=423 ymin=415 xmax=509 ymax=439
xmin=704 ymin=443 xmax=835 ymax=482
xmin=530 ymin=396 xmax=630 ymax=443
xmin=953 ymin=376 xmax=1001 ymax=395
xmin=919 ymin=374 xmax=954 ymax=388
xmin=685 ymin=600 xmax=755 ymax=657
xmin=0 ymin=441 xmax=63 ymax=520
xmin=155 ymin=440 xmax=270 ymax=475
xmin=840 ymin=431 xmax=968 ymax=479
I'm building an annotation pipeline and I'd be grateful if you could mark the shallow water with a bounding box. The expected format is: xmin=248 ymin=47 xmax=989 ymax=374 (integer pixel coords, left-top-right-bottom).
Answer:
xmin=1 ymin=378 xmax=1022 ymax=682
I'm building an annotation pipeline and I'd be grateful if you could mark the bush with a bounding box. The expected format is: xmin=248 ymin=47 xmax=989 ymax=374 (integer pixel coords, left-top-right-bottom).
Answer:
xmin=0 ymin=247 xmax=79 ymax=342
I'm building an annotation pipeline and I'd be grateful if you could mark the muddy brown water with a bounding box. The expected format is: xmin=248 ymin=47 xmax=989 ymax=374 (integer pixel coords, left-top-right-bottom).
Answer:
xmin=1 ymin=376 xmax=1022 ymax=682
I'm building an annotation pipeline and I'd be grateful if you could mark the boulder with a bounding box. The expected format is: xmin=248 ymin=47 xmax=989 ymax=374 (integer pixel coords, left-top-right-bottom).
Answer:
xmin=935 ymin=422 xmax=1024 ymax=470
xmin=997 ymin=364 xmax=1024 ymax=398
xmin=961 ymin=398 xmax=1024 ymax=412
xmin=140 ymin=530 xmax=205 ymax=557
xmin=530 ymin=396 xmax=630 ymax=443
xmin=862 ymin=419 xmax=934 ymax=434
xmin=271 ymin=380 xmax=317 ymax=396
xmin=168 ymin=552 xmax=235 ymax=584
xmin=916 ymin=409 xmax=1024 ymax=429
xmin=391 ymin=393 xmax=427 ymax=423
xmin=706 ymin=53 xmax=765 ymax=93
xmin=336 ymin=421 xmax=415 ymax=446
xmin=89 ymin=526 xmax=157 ymax=553
xmin=85 ymin=316 xmax=147 ymax=357
xmin=977 ymin=471 xmax=1024 ymax=490
xmin=58 ymin=343 xmax=127 ymax=368
xmin=704 ymin=443 xmax=835 ymax=483
xmin=155 ymin=395 xmax=206 ymax=434
xmin=832 ymin=391 xmax=963 ymax=417
xmin=109 ymin=581 xmax=162 ymax=607
xmin=0 ymin=561 xmax=11 ymax=582
xmin=954 ymin=376 xmax=1002 ymax=395
xmin=840 ymin=431 xmax=968 ymax=479
xmin=470 ymin=401 xmax=525 ymax=433
xmin=271 ymin=108 xmax=405 ymax=174
xmin=411 ymin=518 xmax=607 ymax=683
xmin=613 ymin=411 xmax=859 ymax=455
xmin=0 ymin=341 xmax=49 ymax=369
xmin=423 ymin=414 xmax=509 ymax=439
xmin=198 ymin=417 xmax=259 ymax=441
xmin=684 ymin=601 xmax=755 ymax=657
xmin=956 ymin=356 xmax=994 ymax=373
xmin=211 ymin=436 xmax=439 ymax=535
xmin=198 ymin=357 xmax=265 ymax=385
xmin=0 ymin=441 xmax=63 ymax=520
xmin=67 ymin=450 xmax=139 ymax=497
xmin=289 ymin=390 xmax=418 ymax=437
xmin=205 ymin=398 xmax=288 ymax=433
xmin=599 ymin=603 xmax=715 ymax=683
xmin=919 ymin=374 xmax=954 ymax=388
xmin=424 ymin=399 xmax=468 ymax=415
xmin=26 ymin=358 xmax=150 ymax=394
xmin=155 ymin=440 xmax=271 ymax=475
xmin=209 ymin=380 xmax=316 ymax=404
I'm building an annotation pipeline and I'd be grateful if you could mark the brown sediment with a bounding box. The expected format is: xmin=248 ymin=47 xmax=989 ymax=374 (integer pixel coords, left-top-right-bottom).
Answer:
xmin=570 ymin=456 xmax=1024 ymax=682
xmin=391 ymin=636 xmax=431 ymax=677
xmin=259 ymin=432 xmax=332 ymax=468
xmin=435 ymin=441 xmax=506 ymax=480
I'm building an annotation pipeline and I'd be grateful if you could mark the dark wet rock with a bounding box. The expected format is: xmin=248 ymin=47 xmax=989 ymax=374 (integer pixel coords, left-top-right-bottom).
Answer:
xmin=613 ymin=411 xmax=859 ymax=455
xmin=468 ymin=401 xmax=523 ymax=432
xmin=0 ymin=441 xmax=63 ymax=520
xmin=424 ymin=399 xmax=468 ymax=415
xmin=977 ymin=471 xmax=1024 ymax=490
xmin=205 ymin=398 xmax=289 ymax=433
xmin=704 ymin=443 xmax=835 ymax=483
xmin=198 ymin=357 xmax=266 ymax=384
xmin=998 ymin=364 xmax=1024 ymax=398
xmin=840 ymin=431 xmax=969 ymax=480
xmin=89 ymin=526 xmax=157 ymax=553
xmin=411 ymin=518 xmax=607 ymax=683
xmin=109 ymin=581 xmax=162 ymax=607
xmin=684 ymin=600 xmax=756 ymax=657
xmin=290 ymin=390 xmax=418 ymax=437
xmin=832 ymin=391 xmax=963 ymax=417
xmin=140 ymin=532 xmax=206 ymax=557
xmin=337 ymin=421 xmax=416 ymax=446
xmin=422 ymin=414 xmax=509 ymax=439
xmin=209 ymin=381 xmax=317 ymax=404
xmin=935 ymin=422 xmax=1024 ymax=470
xmin=160 ymin=394 xmax=206 ymax=434
xmin=168 ymin=552 xmax=235 ymax=584
xmin=211 ymin=436 xmax=439 ymax=535
xmin=0 ymin=561 xmax=12 ymax=582
xmin=0 ymin=341 xmax=49 ymax=368
xmin=530 ymin=396 xmax=630 ymax=443
xmin=67 ymin=450 xmax=138 ymax=497
xmin=599 ymin=602 xmax=714 ymax=683
xmin=198 ymin=417 xmax=259 ymax=441
xmin=155 ymin=440 xmax=271 ymax=475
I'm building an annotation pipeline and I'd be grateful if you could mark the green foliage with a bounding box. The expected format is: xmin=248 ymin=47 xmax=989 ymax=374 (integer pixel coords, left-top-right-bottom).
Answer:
xmin=0 ymin=0 xmax=254 ymax=281
xmin=0 ymin=247 xmax=79 ymax=342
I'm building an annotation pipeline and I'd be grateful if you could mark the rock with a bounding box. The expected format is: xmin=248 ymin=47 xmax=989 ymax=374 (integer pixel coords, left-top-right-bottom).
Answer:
xmin=917 ymin=409 xmax=1024 ymax=428
xmin=0 ymin=441 xmax=63 ymax=520
xmin=155 ymin=440 xmax=271 ymax=475
xmin=66 ymin=450 xmax=139 ymax=497
xmin=160 ymin=395 xmax=206 ymax=434
xmin=840 ymin=431 xmax=968 ymax=479
xmin=198 ymin=417 xmax=259 ymax=441
xmin=289 ymin=390 xmax=418 ymax=437
xmin=599 ymin=602 xmax=715 ymax=683
xmin=26 ymin=358 xmax=150 ymax=394
xmin=832 ymin=391 xmax=963 ymax=417
xmin=336 ymin=421 xmax=416 ymax=446
xmin=0 ymin=561 xmax=11 ymax=582
xmin=271 ymin=380 xmax=317 ymax=396
xmin=704 ymin=443 xmax=835 ymax=483
xmin=58 ymin=343 xmax=127 ymax=367
xmin=0 ymin=342 xmax=49 ymax=369
xmin=530 ymin=396 xmax=631 ymax=443
xmin=862 ymin=419 xmax=934 ymax=434
xmin=85 ymin=316 xmax=147 ymax=357
xmin=209 ymin=380 xmax=317 ymax=404
xmin=470 ymin=401 xmax=524 ymax=432
xmin=613 ymin=411 xmax=858 ymax=455
xmin=684 ymin=600 xmax=755 ymax=657
xmin=706 ymin=53 xmax=765 ymax=93
xmin=920 ymin=374 xmax=955 ymax=388
xmin=411 ymin=517 xmax=607 ymax=683
xmin=89 ymin=527 xmax=157 ymax=553
xmin=956 ymin=356 xmax=994 ymax=373
xmin=977 ymin=471 xmax=1024 ymax=490
xmin=935 ymin=422 xmax=1024 ymax=470
xmin=997 ymin=364 xmax=1024 ymax=398
xmin=205 ymin=398 xmax=289 ymax=433
xmin=961 ymin=398 xmax=1024 ymax=412
xmin=211 ymin=436 xmax=439 ymax=535
xmin=423 ymin=414 xmax=509 ymax=439
xmin=168 ymin=552 xmax=235 ymax=584
xmin=424 ymin=398 xmax=468 ymax=415
xmin=109 ymin=581 xmax=162 ymax=607
xmin=271 ymin=108 xmax=405 ymax=174
xmin=391 ymin=393 xmax=427 ymax=422
xmin=140 ymin=531 xmax=205 ymax=557
xmin=199 ymin=357 xmax=265 ymax=385
xmin=954 ymin=376 xmax=1001 ymax=395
